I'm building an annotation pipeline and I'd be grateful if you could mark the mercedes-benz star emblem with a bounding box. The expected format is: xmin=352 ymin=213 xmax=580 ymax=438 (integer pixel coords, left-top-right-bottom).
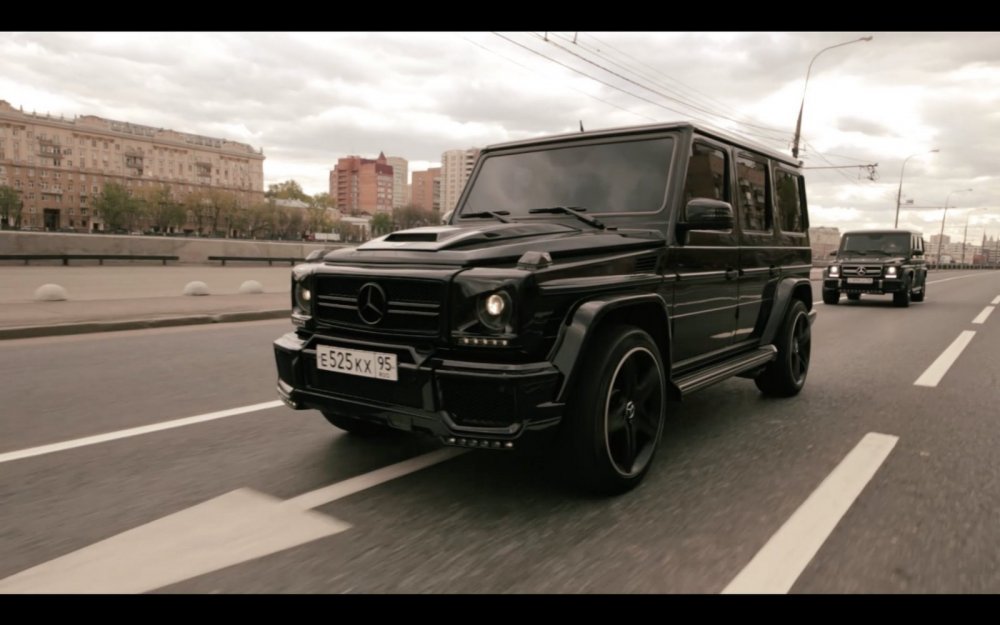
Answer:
xmin=357 ymin=282 xmax=387 ymax=325
xmin=857 ymin=267 xmax=866 ymax=276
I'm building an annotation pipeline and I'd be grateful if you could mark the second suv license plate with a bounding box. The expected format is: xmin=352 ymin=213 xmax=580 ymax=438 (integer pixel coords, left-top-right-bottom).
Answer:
xmin=316 ymin=345 xmax=398 ymax=381
xmin=847 ymin=278 xmax=874 ymax=284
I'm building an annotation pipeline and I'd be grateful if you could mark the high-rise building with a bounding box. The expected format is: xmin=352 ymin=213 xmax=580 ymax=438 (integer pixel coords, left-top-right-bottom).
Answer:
xmin=330 ymin=152 xmax=394 ymax=215
xmin=0 ymin=100 xmax=265 ymax=232
xmin=411 ymin=167 xmax=441 ymax=212
xmin=440 ymin=148 xmax=480 ymax=212
xmin=386 ymin=156 xmax=408 ymax=210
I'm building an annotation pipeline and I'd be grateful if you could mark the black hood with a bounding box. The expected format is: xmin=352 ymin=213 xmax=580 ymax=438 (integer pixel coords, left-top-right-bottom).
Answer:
xmin=321 ymin=221 xmax=664 ymax=267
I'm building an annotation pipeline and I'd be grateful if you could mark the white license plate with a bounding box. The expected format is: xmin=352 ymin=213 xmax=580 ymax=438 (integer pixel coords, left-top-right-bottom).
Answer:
xmin=847 ymin=278 xmax=873 ymax=284
xmin=315 ymin=345 xmax=398 ymax=381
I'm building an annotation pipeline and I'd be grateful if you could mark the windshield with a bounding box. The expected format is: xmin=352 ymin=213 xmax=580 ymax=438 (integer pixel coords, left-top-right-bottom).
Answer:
xmin=840 ymin=232 xmax=910 ymax=256
xmin=458 ymin=137 xmax=674 ymax=218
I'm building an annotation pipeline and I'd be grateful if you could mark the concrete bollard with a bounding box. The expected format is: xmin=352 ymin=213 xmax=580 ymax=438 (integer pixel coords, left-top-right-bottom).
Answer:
xmin=183 ymin=281 xmax=210 ymax=296
xmin=34 ymin=284 xmax=68 ymax=301
xmin=238 ymin=280 xmax=264 ymax=294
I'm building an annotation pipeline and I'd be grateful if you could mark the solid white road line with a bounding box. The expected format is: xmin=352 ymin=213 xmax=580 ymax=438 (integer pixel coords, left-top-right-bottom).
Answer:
xmin=972 ymin=306 xmax=995 ymax=325
xmin=0 ymin=447 xmax=467 ymax=593
xmin=992 ymin=295 xmax=1000 ymax=305
xmin=284 ymin=447 xmax=467 ymax=510
xmin=722 ymin=432 xmax=898 ymax=594
xmin=0 ymin=400 xmax=284 ymax=465
xmin=914 ymin=331 xmax=977 ymax=387
xmin=0 ymin=488 xmax=350 ymax=594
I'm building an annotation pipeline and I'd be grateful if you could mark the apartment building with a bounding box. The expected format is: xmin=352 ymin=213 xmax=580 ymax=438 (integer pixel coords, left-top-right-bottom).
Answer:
xmin=0 ymin=100 xmax=265 ymax=231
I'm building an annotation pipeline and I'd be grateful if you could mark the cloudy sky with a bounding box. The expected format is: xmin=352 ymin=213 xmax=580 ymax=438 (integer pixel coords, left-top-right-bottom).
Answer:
xmin=3 ymin=31 xmax=999 ymax=241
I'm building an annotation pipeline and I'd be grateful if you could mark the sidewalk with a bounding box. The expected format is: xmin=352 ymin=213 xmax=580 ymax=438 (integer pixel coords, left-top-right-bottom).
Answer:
xmin=0 ymin=266 xmax=293 ymax=340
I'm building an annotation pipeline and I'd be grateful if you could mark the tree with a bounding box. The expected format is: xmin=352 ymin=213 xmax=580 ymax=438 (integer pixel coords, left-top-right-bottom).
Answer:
xmin=0 ymin=185 xmax=23 ymax=230
xmin=136 ymin=185 xmax=185 ymax=234
xmin=312 ymin=192 xmax=336 ymax=209
xmin=393 ymin=204 xmax=432 ymax=230
xmin=265 ymin=180 xmax=310 ymax=202
xmin=371 ymin=213 xmax=392 ymax=236
xmin=95 ymin=182 xmax=140 ymax=232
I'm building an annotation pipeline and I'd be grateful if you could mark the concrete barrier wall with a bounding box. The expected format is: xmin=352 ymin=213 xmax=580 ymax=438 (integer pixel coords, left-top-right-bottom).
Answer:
xmin=0 ymin=231 xmax=348 ymax=263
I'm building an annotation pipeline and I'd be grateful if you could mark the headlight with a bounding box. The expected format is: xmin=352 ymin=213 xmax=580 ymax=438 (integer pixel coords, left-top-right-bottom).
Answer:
xmin=295 ymin=281 xmax=312 ymax=314
xmin=477 ymin=290 xmax=512 ymax=331
xmin=885 ymin=266 xmax=898 ymax=277
xmin=829 ymin=265 xmax=840 ymax=277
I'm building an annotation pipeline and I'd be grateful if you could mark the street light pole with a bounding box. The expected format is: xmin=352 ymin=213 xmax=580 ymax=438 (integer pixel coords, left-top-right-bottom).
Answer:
xmin=961 ymin=208 xmax=986 ymax=266
xmin=937 ymin=188 xmax=972 ymax=266
xmin=895 ymin=148 xmax=940 ymax=228
xmin=791 ymin=35 xmax=873 ymax=160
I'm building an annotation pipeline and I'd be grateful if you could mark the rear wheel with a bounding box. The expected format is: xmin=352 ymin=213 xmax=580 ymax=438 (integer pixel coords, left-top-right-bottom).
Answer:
xmin=322 ymin=411 xmax=393 ymax=436
xmin=755 ymin=299 xmax=811 ymax=397
xmin=822 ymin=288 xmax=840 ymax=305
xmin=564 ymin=325 xmax=666 ymax=495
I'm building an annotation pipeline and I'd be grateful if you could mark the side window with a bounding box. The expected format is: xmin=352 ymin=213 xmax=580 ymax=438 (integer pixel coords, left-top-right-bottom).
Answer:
xmin=736 ymin=153 xmax=771 ymax=232
xmin=682 ymin=143 xmax=728 ymax=218
xmin=774 ymin=168 xmax=806 ymax=233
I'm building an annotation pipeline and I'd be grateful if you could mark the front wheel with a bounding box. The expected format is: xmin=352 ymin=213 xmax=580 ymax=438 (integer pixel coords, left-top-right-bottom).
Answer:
xmin=822 ymin=288 xmax=840 ymax=305
xmin=755 ymin=299 xmax=811 ymax=397
xmin=564 ymin=325 xmax=666 ymax=495
xmin=912 ymin=281 xmax=926 ymax=302
xmin=893 ymin=277 xmax=912 ymax=307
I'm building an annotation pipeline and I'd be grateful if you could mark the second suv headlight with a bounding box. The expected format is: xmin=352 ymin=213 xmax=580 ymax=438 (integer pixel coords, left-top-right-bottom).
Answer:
xmin=829 ymin=265 xmax=840 ymax=277
xmin=294 ymin=280 xmax=312 ymax=315
xmin=885 ymin=266 xmax=898 ymax=278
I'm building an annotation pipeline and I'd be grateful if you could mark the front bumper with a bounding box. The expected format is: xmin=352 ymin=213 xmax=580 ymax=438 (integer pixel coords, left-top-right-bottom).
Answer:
xmin=274 ymin=331 xmax=564 ymax=449
xmin=823 ymin=276 xmax=906 ymax=294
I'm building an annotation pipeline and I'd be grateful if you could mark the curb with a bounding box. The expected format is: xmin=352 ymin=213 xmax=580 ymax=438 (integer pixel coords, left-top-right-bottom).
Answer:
xmin=0 ymin=309 xmax=289 ymax=340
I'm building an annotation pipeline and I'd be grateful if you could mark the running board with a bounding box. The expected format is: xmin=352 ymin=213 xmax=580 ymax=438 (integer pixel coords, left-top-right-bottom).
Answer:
xmin=673 ymin=345 xmax=778 ymax=397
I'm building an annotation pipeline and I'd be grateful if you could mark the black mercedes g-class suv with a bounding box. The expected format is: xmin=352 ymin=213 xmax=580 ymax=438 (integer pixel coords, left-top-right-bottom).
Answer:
xmin=822 ymin=229 xmax=927 ymax=307
xmin=274 ymin=122 xmax=816 ymax=494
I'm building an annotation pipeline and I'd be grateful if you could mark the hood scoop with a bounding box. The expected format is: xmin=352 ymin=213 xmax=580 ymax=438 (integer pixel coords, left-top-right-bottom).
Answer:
xmin=357 ymin=222 xmax=578 ymax=252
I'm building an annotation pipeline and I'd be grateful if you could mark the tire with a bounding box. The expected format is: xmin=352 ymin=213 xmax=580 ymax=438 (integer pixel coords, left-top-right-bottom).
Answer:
xmin=822 ymin=288 xmax=840 ymax=305
xmin=564 ymin=325 xmax=666 ymax=496
xmin=755 ymin=299 xmax=811 ymax=397
xmin=847 ymin=293 xmax=861 ymax=301
xmin=893 ymin=277 xmax=912 ymax=307
xmin=321 ymin=411 xmax=393 ymax=436
xmin=912 ymin=281 xmax=925 ymax=302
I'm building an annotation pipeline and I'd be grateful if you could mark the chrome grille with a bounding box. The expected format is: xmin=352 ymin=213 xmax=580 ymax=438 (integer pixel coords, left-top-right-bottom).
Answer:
xmin=841 ymin=264 xmax=883 ymax=277
xmin=314 ymin=275 xmax=444 ymax=336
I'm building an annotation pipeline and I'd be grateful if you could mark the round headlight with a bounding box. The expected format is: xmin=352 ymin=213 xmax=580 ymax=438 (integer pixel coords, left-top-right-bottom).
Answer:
xmin=478 ymin=291 xmax=511 ymax=331
xmin=295 ymin=282 xmax=312 ymax=313
xmin=886 ymin=266 xmax=898 ymax=277
xmin=486 ymin=293 xmax=506 ymax=316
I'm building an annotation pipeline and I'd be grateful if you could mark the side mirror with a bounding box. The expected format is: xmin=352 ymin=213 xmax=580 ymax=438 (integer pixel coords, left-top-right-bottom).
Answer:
xmin=683 ymin=198 xmax=734 ymax=231
xmin=829 ymin=250 xmax=839 ymax=257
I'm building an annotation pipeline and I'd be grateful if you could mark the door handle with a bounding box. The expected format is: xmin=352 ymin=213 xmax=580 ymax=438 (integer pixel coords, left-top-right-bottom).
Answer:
xmin=769 ymin=265 xmax=778 ymax=277
xmin=725 ymin=268 xmax=739 ymax=280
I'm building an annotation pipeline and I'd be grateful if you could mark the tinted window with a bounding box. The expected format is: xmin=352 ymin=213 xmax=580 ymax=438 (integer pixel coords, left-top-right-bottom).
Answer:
xmin=459 ymin=137 xmax=673 ymax=217
xmin=683 ymin=143 xmax=728 ymax=204
xmin=736 ymin=154 xmax=771 ymax=231
xmin=774 ymin=169 xmax=805 ymax=232
xmin=841 ymin=233 xmax=911 ymax=255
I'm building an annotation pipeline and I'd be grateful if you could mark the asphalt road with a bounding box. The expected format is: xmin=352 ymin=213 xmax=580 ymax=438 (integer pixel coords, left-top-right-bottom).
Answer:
xmin=2 ymin=270 xmax=999 ymax=593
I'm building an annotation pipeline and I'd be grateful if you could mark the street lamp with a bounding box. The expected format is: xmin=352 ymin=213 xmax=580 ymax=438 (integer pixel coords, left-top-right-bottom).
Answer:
xmin=961 ymin=207 xmax=987 ymax=265
xmin=894 ymin=148 xmax=940 ymax=228
xmin=791 ymin=35 xmax=873 ymax=160
xmin=937 ymin=188 xmax=972 ymax=266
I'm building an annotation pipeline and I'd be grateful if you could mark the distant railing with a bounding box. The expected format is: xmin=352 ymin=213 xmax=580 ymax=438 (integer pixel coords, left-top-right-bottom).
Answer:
xmin=207 ymin=255 xmax=304 ymax=266
xmin=0 ymin=254 xmax=179 ymax=266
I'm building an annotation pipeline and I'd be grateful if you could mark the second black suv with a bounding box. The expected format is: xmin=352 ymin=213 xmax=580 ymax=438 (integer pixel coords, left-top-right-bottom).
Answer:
xmin=822 ymin=229 xmax=928 ymax=307
xmin=274 ymin=122 xmax=817 ymax=494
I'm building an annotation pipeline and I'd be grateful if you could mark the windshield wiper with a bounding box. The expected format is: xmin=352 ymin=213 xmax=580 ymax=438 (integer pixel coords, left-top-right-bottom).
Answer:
xmin=459 ymin=210 xmax=511 ymax=223
xmin=527 ymin=206 xmax=605 ymax=230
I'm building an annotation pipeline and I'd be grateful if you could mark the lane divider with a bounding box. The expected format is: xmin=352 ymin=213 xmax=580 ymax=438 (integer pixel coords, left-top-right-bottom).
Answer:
xmin=914 ymin=331 xmax=977 ymax=387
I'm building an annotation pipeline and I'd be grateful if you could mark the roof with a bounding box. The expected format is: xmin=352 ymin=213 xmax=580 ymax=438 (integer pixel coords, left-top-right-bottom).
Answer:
xmin=842 ymin=229 xmax=923 ymax=236
xmin=482 ymin=121 xmax=799 ymax=167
